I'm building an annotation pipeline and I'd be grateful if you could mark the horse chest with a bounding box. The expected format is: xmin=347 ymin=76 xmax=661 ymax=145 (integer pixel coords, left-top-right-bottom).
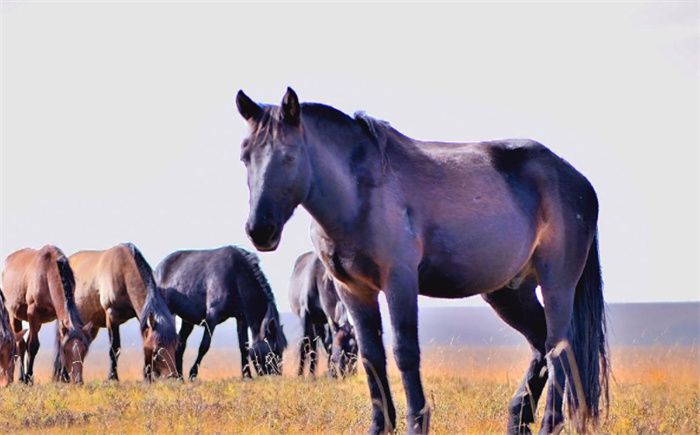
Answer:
xmin=324 ymin=248 xmax=382 ymax=292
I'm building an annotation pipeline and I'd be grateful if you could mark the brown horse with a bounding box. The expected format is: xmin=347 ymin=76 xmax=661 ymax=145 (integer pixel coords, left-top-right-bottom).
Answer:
xmin=56 ymin=243 xmax=178 ymax=382
xmin=0 ymin=288 xmax=26 ymax=387
xmin=236 ymin=89 xmax=609 ymax=435
xmin=2 ymin=245 xmax=93 ymax=384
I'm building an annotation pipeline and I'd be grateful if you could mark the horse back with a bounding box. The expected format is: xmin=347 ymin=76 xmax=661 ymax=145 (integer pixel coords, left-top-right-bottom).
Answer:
xmin=155 ymin=246 xmax=244 ymax=324
xmin=70 ymin=245 xmax=145 ymax=325
xmin=1 ymin=246 xmax=65 ymax=318
xmin=288 ymin=252 xmax=320 ymax=319
xmin=397 ymin=139 xmax=597 ymax=296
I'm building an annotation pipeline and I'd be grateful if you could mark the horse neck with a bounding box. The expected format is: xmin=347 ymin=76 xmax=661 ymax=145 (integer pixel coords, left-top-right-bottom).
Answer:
xmin=237 ymin=261 xmax=272 ymax=337
xmin=301 ymin=119 xmax=383 ymax=238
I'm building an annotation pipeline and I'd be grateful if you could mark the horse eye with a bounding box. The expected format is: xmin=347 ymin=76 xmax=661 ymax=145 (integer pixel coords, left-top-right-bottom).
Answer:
xmin=283 ymin=154 xmax=295 ymax=165
xmin=241 ymin=151 xmax=251 ymax=164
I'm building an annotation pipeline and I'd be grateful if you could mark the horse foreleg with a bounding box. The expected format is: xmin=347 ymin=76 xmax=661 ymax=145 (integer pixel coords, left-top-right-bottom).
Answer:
xmin=338 ymin=285 xmax=396 ymax=435
xmin=106 ymin=313 xmax=121 ymax=381
xmin=385 ymin=266 xmax=429 ymax=435
xmin=189 ymin=317 xmax=216 ymax=380
xmin=236 ymin=318 xmax=252 ymax=379
xmin=175 ymin=320 xmax=194 ymax=380
xmin=12 ymin=317 xmax=27 ymax=383
xmin=482 ymin=280 xmax=547 ymax=435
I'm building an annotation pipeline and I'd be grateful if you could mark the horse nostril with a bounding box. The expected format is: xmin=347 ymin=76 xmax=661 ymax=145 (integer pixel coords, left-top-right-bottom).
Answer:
xmin=247 ymin=223 xmax=278 ymax=246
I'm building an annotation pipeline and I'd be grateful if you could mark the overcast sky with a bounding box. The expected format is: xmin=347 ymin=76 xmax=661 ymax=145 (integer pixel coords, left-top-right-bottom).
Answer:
xmin=2 ymin=2 xmax=698 ymax=313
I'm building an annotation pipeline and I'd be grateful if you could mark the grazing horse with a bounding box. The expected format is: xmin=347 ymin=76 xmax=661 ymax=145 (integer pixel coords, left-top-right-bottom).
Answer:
xmin=289 ymin=251 xmax=357 ymax=378
xmin=56 ymin=243 xmax=178 ymax=382
xmin=2 ymin=246 xmax=93 ymax=384
xmin=0 ymin=288 xmax=26 ymax=387
xmin=235 ymin=88 xmax=609 ymax=435
xmin=154 ymin=246 xmax=288 ymax=379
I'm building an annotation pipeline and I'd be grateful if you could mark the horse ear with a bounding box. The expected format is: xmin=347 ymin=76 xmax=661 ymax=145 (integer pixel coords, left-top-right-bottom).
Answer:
xmin=147 ymin=313 xmax=156 ymax=330
xmin=59 ymin=320 xmax=69 ymax=336
xmin=82 ymin=321 xmax=93 ymax=336
xmin=327 ymin=317 xmax=338 ymax=333
xmin=266 ymin=316 xmax=277 ymax=334
xmin=15 ymin=329 xmax=27 ymax=341
xmin=236 ymin=90 xmax=262 ymax=121
xmin=281 ymin=87 xmax=301 ymax=126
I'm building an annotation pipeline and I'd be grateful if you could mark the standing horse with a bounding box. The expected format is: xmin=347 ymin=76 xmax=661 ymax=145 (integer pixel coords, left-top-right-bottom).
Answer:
xmin=0 ymin=288 xmax=27 ymax=387
xmin=154 ymin=246 xmax=287 ymax=379
xmin=289 ymin=251 xmax=357 ymax=378
xmin=56 ymin=243 xmax=178 ymax=381
xmin=235 ymin=88 xmax=609 ymax=435
xmin=2 ymin=245 xmax=93 ymax=384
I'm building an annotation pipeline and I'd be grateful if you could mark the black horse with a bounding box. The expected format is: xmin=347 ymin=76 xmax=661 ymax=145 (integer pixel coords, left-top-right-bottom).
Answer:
xmin=235 ymin=88 xmax=609 ymax=435
xmin=289 ymin=251 xmax=358 ymax=378
xmin=154 ymin=246 xmax=287 ymax=379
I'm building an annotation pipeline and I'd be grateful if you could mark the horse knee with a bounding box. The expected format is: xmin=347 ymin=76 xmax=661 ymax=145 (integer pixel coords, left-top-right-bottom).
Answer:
xmin=393 ymin=340 xmax=420 ymax=373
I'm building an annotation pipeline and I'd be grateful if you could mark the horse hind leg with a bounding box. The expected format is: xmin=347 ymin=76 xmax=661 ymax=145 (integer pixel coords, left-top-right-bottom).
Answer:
xmin=535 ymin=242 xmax=592 ymax=434
xmin=482 ymin=277 xmax=547 ymax=435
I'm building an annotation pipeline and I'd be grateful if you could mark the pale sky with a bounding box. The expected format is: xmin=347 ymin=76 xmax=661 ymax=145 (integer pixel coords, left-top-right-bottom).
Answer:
xmin=2 ymin=1 xmax=698 ymax=314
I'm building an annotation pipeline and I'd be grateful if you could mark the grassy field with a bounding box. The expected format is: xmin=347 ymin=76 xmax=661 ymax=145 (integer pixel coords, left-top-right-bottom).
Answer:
xmin=0 ymin=345 xmax=697 ymax=434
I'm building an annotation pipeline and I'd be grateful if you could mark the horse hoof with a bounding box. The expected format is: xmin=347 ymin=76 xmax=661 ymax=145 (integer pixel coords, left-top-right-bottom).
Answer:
xmin=508 ymin=425 xmax=533 ymax=435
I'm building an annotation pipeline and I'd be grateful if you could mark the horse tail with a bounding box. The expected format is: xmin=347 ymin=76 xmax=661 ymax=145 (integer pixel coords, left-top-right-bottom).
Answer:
xmin=51 ymin=321 xmax=65 ymax=382
xmin=567 ymin=230 xmax=610 ymax=431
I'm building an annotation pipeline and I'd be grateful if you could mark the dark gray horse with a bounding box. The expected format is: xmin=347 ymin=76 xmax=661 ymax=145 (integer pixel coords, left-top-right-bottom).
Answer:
xmin=154 ymin=246 xmax=287 ymax=379
xmin=289 ymin=251 xmax=358 ymax=378
xmin=235 ymin=88 xmax=609 ymax=435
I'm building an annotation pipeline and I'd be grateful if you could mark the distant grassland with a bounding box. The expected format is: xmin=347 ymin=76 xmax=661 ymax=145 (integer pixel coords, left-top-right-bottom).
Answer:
xmin=0 ymin=346 xmax=697 ymax=434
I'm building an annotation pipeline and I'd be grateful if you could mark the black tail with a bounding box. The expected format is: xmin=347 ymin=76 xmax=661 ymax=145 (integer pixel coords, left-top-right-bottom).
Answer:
xmin=568 ymin=231 xmax=610 ymax=430
xmin=51 ymin=322 xmax=69 ymax=382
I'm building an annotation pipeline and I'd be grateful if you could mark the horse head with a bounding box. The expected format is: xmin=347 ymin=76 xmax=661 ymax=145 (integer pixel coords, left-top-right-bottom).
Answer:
xmin=236 ymin=88 xmax=311 ymax=252
xmin=330 ymin=322 xmax=358 ymax=378
xmin=0 ymin=329 xmax=25 ymax=387
xmin=58 ymin=320 xmax=92 ymax=384
xmin=141 ymin=312 xmax=178 ymax=381
xmin=248 ymin=304 xmax=288 ymax=375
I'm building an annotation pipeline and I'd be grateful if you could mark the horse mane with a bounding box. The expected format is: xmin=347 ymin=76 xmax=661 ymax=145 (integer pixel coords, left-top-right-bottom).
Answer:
xmin=122 ymin=243 xmax=178 ymax=348
xmin=236 ymin=247 xmax=288 ymax=351
xmin=237 ymin=248 xmax=275 ymax=304
xmin=0 ymin=288 xmax=14 ymax=348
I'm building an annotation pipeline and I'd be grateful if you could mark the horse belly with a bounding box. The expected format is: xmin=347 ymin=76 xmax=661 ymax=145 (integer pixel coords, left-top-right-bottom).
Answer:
xmin=418 ymin=218 xmax=535 ymax=298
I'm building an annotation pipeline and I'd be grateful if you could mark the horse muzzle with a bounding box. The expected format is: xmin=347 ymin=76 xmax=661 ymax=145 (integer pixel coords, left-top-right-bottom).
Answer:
xmin=246 ymin=222 xmax=280 ymax=252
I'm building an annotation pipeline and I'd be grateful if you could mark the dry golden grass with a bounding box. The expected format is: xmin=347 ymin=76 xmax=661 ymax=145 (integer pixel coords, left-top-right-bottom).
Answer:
xmin=0 ymin=345 xmax=697 ymax=434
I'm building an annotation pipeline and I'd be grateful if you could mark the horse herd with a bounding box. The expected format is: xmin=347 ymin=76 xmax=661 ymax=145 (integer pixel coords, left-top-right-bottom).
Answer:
xmin=0 ymin=243 xmax=358 ymax=387
xmin=2 ymin=88 xmax=609 ymax=435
